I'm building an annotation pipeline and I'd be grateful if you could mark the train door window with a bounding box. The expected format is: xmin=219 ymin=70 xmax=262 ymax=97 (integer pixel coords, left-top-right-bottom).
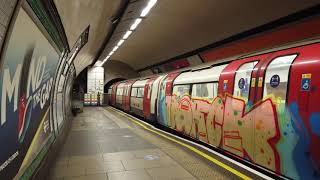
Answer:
xmin=160 ymin=79 xmax=167 ymax=96
xmin=147 ymin=84 xmax=152 ymax=99
xmin=263 ymin=54 xmax=297 ymax=105
xmin=173 ymin=85 xmax=190 ymax=100
xmin=126 ymin=87 xmax=130 ymax=96
xmin=131 ymin=88 xmax=137 ymax=97
xmin=233 ymin=61 xmax=258 ymax=102
xmin=191 ymin=83 xmax=218 ymax=101
xmin=137 ymin=87 xmax=144 ymax=98
xmin=119 ymin=88 xmax=123 ymax=95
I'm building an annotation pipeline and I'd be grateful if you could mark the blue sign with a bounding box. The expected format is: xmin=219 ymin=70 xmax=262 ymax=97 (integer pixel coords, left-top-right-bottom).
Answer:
xmin=238 ymin=78 xmax=245 ymax=89
xmin=301 ymin=78 xmax=311 ymax=91
xmin=270 ymin=75 xmax=280 ymax=88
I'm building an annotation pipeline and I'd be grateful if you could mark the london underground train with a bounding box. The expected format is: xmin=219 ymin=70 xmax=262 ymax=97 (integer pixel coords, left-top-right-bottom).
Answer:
xmin=108 ymin=40 xmax=320 ymax=179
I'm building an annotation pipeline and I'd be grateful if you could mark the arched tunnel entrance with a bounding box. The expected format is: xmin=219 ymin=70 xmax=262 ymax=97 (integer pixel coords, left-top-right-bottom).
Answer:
xmin=104 ymin=78 xmax=126 ymax=93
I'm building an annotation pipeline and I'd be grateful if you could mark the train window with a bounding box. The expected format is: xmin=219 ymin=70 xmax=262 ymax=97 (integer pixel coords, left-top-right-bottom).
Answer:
xmin=131 ymin=88 xmax=137 ymax=97
xmin=173 ymin=85 xmax=190 ymax=100
xmin=233 ymin=61 xmax=258 ymax=102
xmin=126 ymin=88 xmax=129 ymax=96
xmin=191 ymin=83 xmax=218 ymax=100
xmin=137 ymin=87 xmax=144 ymax=98
xmin=125 ymin=88 xmax=129 ymax=96
xmin=263 ymin=54 xmax=297 ymax=105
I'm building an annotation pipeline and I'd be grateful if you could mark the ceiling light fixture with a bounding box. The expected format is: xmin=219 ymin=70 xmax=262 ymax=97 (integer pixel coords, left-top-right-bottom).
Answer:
xmin=141 ymin=0 xmax=157 ymax=17
xmin=123 ymin=30 xmax=132 ymax=39
xmin=112 ymin=46 xmax=119 ymax=52
xmin=100 ymin=0 xmax=158 ymax=67
xmin=117 ymin=39 xmax=125 ymax=46
xmin=98 ymin=56 xmax=111 ymax=66
xmin=130 ymin=18 xmax=142 ymax=30
xmin=95 ymin=61 xmax=102 ymax=67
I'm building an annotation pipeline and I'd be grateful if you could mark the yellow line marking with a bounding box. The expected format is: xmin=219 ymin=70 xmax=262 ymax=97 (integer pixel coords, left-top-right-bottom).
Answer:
xmin=107 ymin=107 xmax=252 ymax=180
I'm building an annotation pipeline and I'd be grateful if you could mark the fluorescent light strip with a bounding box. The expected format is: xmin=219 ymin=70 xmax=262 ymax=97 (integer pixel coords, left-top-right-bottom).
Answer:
xmin=99 ymin=56 xmax=111 ymax=66
xmin=112 ymin=46 xmax=119 ymax=52
xmin=123 ymin=30 xmax=132 ymax=39
xmin=101 ymin=0 xmax=158 ymax=67
xmin=141 ymin=0 xmax=157 ymax=17
xmin=117 ymin=39 xmax=125 ymax=46
xmin=95 ymin=61 xmax=102 ymax=67
xmin=130 ymin=18 xmax=142 ymax=30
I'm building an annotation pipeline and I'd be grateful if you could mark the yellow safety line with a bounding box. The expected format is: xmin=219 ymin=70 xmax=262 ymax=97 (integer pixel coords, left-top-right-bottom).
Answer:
xmin=107 ymin=107 xmax=252 ymax=180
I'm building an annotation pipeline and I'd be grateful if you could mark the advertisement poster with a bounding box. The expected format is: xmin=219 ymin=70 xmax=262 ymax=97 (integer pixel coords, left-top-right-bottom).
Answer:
xmin=0 ymin=7 xmax=60 ymax=179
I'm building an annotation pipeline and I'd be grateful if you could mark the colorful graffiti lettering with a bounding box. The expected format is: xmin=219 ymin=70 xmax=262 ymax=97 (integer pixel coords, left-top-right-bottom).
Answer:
xmin=158 ymin=93 xmax=320 ymax=179
xmin=171 ymin=94 xmax=280 ymax=172
xmin=288 ymin=103 xmax=320 ymax=179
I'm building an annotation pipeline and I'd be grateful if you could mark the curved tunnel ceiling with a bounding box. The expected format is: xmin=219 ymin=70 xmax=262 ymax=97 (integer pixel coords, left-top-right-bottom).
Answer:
xmin=56 ymin=0 xmax=320 ymax=73
xmin=54 ymin=0 xmax=125 ymax=74
xmin=99 ymin=0 xmax=320 ymax=70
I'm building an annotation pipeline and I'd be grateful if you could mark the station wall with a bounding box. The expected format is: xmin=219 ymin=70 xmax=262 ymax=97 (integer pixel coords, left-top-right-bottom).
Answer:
xmin=0 ymin=1 xmax=72 ymax=179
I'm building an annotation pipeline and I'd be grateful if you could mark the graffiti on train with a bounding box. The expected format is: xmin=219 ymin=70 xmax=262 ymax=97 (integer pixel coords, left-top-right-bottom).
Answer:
xmin=158 ymin=93 xmax=320 ymax=179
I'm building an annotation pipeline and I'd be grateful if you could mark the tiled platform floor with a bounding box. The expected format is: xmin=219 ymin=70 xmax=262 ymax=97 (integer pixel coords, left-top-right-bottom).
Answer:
xmin=48 ymin=107 xmax=255 ymax=180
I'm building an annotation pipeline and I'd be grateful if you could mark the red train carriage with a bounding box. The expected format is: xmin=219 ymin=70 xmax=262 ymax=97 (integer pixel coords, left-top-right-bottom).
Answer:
xmin=109 ymin=41 xmax=320 ymax=179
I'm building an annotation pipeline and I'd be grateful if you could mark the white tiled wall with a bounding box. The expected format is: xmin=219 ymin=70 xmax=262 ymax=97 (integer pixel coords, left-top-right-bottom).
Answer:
xmin=0 ymin=0 xmax=17 ymax=51
xmin=87 ymin=66 xmax=104 ymax=94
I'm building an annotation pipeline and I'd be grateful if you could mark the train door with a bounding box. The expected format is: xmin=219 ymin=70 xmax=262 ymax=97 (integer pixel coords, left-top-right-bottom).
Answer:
xmin=217 ymin=54 xmax=269 ymax=160
xmin=150 ymin=75 xmax=165 ymax=121
xmin=124 ymin=80 xmax=135 ymax=111
xmin=251 ymin=52 xmax=297 ymax=173
xmin=157 ymin=72 xmax=180 ymax=126
xmin=143 ymin=77 xmax=157 ymax=120
xmin=157 ymin=74 xmax=168 ymax=125
xmin=254 ymin=43 xmax=320 ymax=178
xmin=122 ymin=84 xmax=127 ymax=109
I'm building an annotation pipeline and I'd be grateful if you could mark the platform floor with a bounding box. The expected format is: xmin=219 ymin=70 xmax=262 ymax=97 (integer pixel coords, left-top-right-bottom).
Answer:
xmin=49 ymin=107 xmax=263 ymax=180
